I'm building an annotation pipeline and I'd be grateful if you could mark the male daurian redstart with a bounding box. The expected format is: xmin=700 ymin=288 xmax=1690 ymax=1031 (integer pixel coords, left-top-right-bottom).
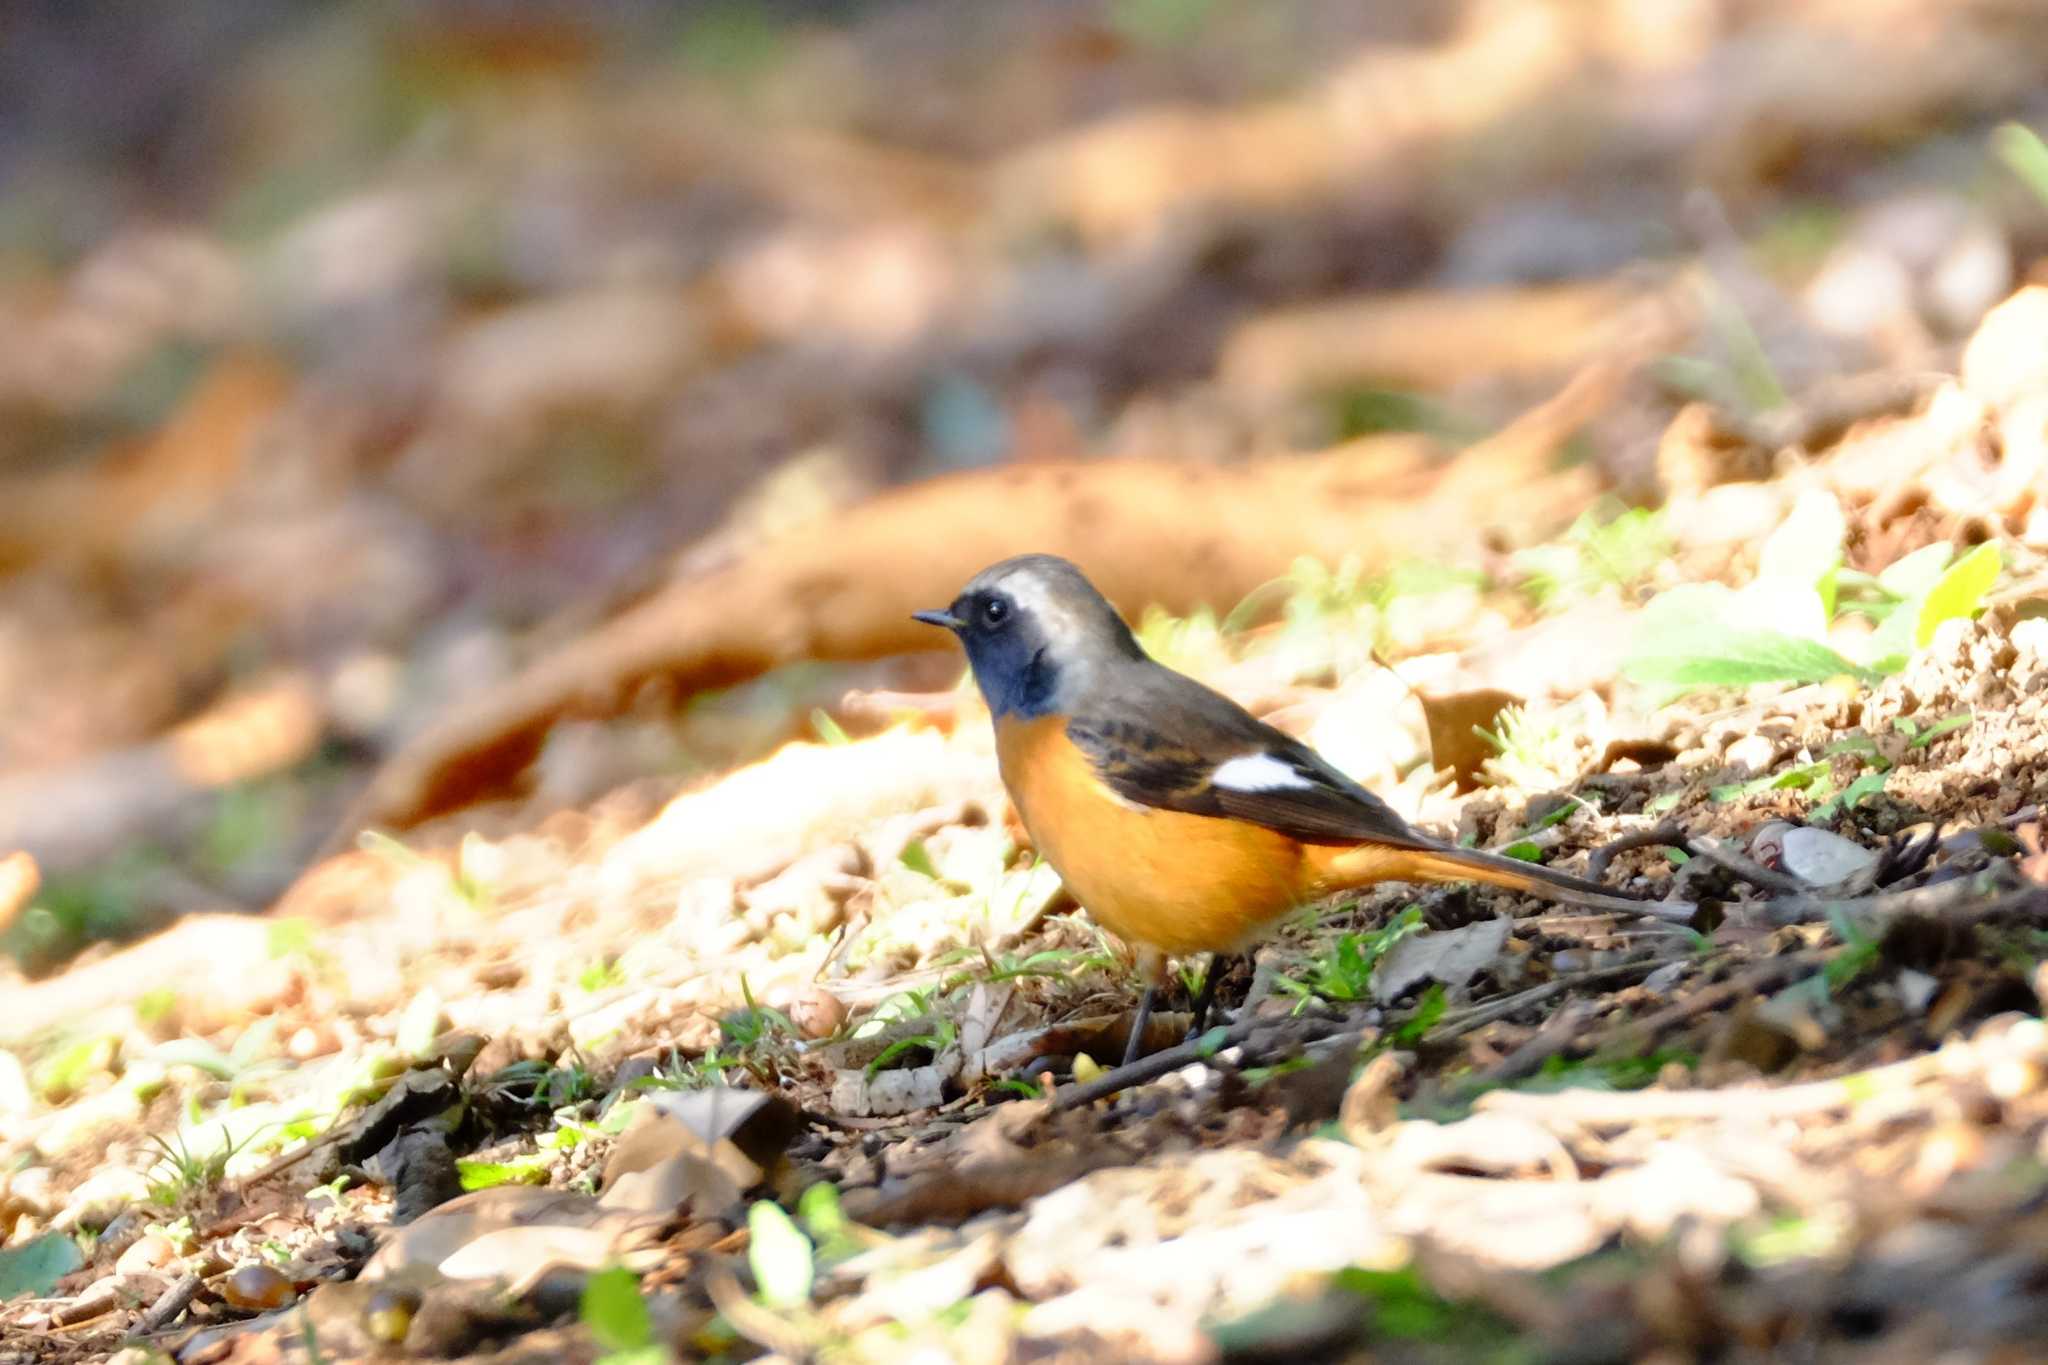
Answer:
xmin=916 ymin=554 xmax=1655 ymax=1065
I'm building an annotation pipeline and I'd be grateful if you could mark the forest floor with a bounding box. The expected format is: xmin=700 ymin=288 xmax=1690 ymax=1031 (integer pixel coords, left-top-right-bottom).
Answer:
xmin=9 ymin=353 xmax=2048 ymax=1360
xmin=7 ymin=2 xmax=2048 ymax=1362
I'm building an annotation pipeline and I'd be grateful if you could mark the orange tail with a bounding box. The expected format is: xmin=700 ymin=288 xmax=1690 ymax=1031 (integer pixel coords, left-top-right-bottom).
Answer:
xmin=1308 ymin=840 xmax=1682 ymax=918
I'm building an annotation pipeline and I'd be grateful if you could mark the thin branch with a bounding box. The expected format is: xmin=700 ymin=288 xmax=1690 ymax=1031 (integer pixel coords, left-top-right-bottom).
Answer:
xmin=136 ymin=1272 xmax=204 ymax=1335
xmin=1476 ymin=1044 xmax=1951 ymax=1124
xmin=1690 ymin=836 xmax=1810 ymax=897
xmin=1586 ymin=821 xmax=1694 ymax=881
xmin=1467 ymin=1000 xmax=1600 ymax=1088
xmin=1756 ymin=875 xmax=2048 ymax=929
xmin=1051 ymin=1014 xmax=1358 ymax=1109
xmin=1432 ymin=958 xmax=1666 ymax=1041
xmin=1594 ymin=951 xmax=1825 ymax=1055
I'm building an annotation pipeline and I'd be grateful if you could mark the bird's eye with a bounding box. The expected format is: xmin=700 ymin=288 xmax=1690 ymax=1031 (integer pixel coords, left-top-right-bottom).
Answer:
xmin=981 ymin=597 xmax=1010 ymax=628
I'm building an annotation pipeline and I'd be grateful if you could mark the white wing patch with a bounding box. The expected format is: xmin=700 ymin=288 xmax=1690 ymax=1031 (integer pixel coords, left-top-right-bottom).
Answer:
xmin=1211 ymin=752 xmax=1313 ymax=793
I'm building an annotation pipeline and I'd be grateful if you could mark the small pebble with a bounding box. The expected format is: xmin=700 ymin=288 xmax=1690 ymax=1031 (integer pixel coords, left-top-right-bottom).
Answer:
xmin=365 ymin=1287 xmax=418 ymax=1344
xmin=221 ymin=1264 xmax=296 ymax=1312
xmin=785 ymin=988 xmax=848 ymax=1041
xmin=1723 ymin=734 xmax=1777 ymax=773
xmin=115 ymin=1232 xmax=177 ymax=1276
xmin=1778 ymin=827 xmax=1878 ymax=885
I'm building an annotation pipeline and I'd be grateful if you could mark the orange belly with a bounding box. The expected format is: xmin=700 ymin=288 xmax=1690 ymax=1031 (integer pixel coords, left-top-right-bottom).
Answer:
xmin=996 ymin=714 xmax=1311 ymax=958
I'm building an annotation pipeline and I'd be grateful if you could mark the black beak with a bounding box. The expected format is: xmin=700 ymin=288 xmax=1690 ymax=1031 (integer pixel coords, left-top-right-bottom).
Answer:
xmin=912 ymin=609 xmax=965 ymax=632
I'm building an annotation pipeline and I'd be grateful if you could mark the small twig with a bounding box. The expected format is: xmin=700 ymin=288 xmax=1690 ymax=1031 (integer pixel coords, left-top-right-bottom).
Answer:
xmin=1469 ymin=1000 xmax=1600 ymax=1088
xmin=1596 ymin=951 xmax=1824 ymax=1054
xmin=1690 ymin=836 xmax=1810 ymax=897
xmin=1051 ymin=1019 xmax=1260 ymax=1109
xmin=1477 ymin=1044 xmax=1950 ymax=1124
xmin=1432 ymin=959 xmax=1666 ymax=1042
xmin=50 ymin=1282 xmax=125 ymax=1329
xmin=1586 ymin=822 xmax=1694 ymax=882
xmin=703 ymin=1264 xmax=814 ymax=1357
xmin=135 ymin=1272 xmax=204 ymax=1335
xmin=1051 ymin=1014 xmax=1359 ymax=1109
xmin=1758 ymin=877 xmax=2048 ymax=929
xmin=1621 ymin=898 xmax=1707 ymax=926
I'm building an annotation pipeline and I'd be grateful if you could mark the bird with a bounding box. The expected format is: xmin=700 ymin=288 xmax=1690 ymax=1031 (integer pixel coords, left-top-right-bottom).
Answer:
xmin=915 ymin=553 xmax=1665 ymax=1068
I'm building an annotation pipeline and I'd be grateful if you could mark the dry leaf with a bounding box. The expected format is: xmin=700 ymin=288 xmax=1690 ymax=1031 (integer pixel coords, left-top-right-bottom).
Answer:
xmin=1372 ymin=917 xmax=1512 ymax=1004
xmin=1419 ymin=688 xmax=1520 ymax=791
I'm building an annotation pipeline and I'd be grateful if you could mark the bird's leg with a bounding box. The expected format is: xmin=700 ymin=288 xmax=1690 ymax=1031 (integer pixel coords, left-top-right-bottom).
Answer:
xmin=1186 ymin=952 xmax=1233 ymax=1037
xmin=1122 ymin=986 xmax=1157 ymax=1067
xmin=1122 ymin=947 xmax=1168 ymax=1066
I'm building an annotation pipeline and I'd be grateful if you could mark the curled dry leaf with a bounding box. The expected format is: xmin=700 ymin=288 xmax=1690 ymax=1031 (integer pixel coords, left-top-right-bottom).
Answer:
xmin=599 ymin=1086 xmax=800 ymax=1217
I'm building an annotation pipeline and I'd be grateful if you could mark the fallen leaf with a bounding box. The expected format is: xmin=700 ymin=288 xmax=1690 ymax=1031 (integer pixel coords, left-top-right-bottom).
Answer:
xmin=1419 ymin=688 xmax=1521 ymax=790
xmin=1372 ymin=917 xmax=1512 ymax=1004
xmin=0 ymin=1232 xmax=82 ymax=1299
xmin=362 ymin=1186 xmax=649 ymax=1282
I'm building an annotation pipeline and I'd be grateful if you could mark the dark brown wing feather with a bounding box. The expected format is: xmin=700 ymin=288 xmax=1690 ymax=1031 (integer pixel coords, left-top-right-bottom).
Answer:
xmin=1065 ymin=664 xmax=1435 ymax=850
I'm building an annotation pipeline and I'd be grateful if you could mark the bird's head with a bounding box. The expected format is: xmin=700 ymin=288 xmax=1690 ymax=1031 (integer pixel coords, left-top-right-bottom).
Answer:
xmin=914 ymin=554 xmax=1141 ymax=718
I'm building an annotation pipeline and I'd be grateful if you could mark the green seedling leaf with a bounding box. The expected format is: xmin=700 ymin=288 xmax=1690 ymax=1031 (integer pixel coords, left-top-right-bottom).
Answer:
xmin=1758 ymin=489 xmax=1845 ymax=613
xmin=1823 ymin=907 xmax=1881 ymax=992
xmin=863 ymin=1025 xmax=952 ymax=1077
xmin=396 ymin=988 xmax=444 ymax=1060
xmin=797 ymin=1182 xmax=862 ymax=1264
xmin=1877 ymin=543 xmax=1954 ymax=599
xmin=0 ymin=1233 xmax=82 ymax=1299
xmin=1496 ymin=840 xmax=1543 ymax=862
xmin=266 ymin=917 xmax=318 ymax=961
xmin=150 ymin=1037 xmax=241 ymax=1080
xmin=809 ymin=708 xmax=850 ymax=746
xmin=1916 ymin=542 xmax=2000 ymax=646
xmin=581 ymin=1265 xmax=658 ymax=1358
xmin=1823 ymin=734 xmax=1887 ymax=766
xmin=797 ymin=1182 xmax=846 ymax=1243
xmin=1390 ymin=984 xmax=1447 ymax=1047
xmin=1863 ymin=594 xmax=1922 ymax=673
xmin=1710 ymin=760 xmax=1831 ymax=803
xmin=1904 ymin=712 xmax=1972 ymax=749
xmin=1995 ymin=122 xmax=2048 ymax=212
xmin=1735 ymin=1211 xmax=1850 ymax=1268
xmin=1811 ymin=770 xmax=1890 ymax=824
xmin=747 ymin=1201 xmax=815 ymax=1309
xmin=457 ymin=1157 xmax=552 ymax=1191
xmin=1194 ymin=1025 xmax=1233 ymax=1058
xmin=1630 ymin=630 xmax=1862 ymax=689
xmin=1625 ymin=583 xmax=1865 ymax=691
xmin=898 ymin=840 xmax=939 ymax=879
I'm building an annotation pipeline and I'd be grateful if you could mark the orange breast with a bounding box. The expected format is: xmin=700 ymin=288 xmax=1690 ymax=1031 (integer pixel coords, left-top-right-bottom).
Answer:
xmin=995 ymin=714 xmax=1310 ymax=959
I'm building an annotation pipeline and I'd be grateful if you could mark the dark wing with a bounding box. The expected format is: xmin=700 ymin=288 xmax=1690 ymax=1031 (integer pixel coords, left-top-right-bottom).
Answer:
xmin=1065 ymin=665 xmax=1435 ymax=850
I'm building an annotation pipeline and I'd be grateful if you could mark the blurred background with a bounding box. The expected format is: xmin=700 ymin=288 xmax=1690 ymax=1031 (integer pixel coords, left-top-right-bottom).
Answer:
xmin=5 ymin=0 xmax=2048 ymax=971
